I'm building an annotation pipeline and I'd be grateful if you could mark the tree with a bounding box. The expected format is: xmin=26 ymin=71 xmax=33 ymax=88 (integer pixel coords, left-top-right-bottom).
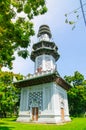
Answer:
xmin=0 ymin=70 xmax=23 ymax=117
xmin=65 ymin=1 xmax=86 ymax=29
xmin=64 ymin=71 xmax=86 ymax=117
xmin=0 ymin=0 xmax=47 ymax=69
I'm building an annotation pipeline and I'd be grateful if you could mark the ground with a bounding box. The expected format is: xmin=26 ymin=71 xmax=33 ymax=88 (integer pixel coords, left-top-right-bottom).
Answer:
xmin=0 ymin=117 xmax=86 ymax=130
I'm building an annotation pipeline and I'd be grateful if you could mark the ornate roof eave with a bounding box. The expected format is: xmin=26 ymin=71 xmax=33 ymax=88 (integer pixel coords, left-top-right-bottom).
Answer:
xmin=32 ymin=41 xmax=57 ymax=50
xmin=14 ymin=71 xmax=71 ymax=91
xmin=30 ymin=48 xmax=60 ymax=62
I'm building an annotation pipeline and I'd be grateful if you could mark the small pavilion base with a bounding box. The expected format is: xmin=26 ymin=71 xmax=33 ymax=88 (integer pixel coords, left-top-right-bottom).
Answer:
xmin=17 ymin=113 xmax=71 ymax=124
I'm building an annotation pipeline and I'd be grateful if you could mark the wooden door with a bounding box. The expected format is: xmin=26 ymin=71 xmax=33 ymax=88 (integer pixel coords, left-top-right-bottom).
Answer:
xmin=32 ymin=107 xmax=38 ymax=121
xmin=61 ymin=108 xmax=64 ymax=120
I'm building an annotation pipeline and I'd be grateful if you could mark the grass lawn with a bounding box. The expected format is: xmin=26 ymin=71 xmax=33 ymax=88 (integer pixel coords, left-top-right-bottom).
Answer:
xmin=0 ymin=117 xmax=86 ymax=130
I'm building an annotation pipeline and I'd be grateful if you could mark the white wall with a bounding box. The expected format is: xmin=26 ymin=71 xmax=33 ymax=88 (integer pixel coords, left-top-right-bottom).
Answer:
xmin=18 ymin=81 xmax=70 ymax=122
xmin=35 ymin=55 xmax=55 ymax=72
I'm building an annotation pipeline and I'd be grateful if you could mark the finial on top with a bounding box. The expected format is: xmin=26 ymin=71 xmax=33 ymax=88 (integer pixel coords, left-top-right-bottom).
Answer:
xmin=37 ymin=25 xmax=52 ymax=39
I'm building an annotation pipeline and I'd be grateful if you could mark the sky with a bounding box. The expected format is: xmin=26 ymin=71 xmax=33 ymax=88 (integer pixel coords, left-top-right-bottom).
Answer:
xmin=3 ymin=0 xmax=86 ymax=78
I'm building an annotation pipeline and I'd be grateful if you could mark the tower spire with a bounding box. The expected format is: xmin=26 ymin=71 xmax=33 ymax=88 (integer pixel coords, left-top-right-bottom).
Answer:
xmin=30 ymin=25 xmax=60 ymax=73
xmin=37 ymin=25 xmax=52 ymax=41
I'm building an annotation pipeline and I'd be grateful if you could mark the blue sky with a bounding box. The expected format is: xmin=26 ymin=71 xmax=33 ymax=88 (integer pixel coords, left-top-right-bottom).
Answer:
xmin=3 ymin=0 xmax=86 ymax=78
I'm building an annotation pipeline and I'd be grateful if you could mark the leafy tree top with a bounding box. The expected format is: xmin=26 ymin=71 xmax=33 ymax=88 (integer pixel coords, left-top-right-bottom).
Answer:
xmin=0 ymin=0 xmax=47 ymax=69
xmin=64 ymin=71 xmax=86 ymax=87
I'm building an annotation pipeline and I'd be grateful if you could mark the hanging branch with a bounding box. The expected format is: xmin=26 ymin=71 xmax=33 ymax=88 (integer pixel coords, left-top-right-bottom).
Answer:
xmin=65 ymin=2 xmax=86 ymax=29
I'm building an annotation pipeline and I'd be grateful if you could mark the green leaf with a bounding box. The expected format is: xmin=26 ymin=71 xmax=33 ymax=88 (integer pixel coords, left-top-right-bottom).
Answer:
xmin=65 ymin=14 xmax=67 ymax=17
xmin=24 ymin=3 xmax=31 ymax=14
xmin=77 ymin=15 xmax=79 ymax=19
xmin=65 ymin=19 xmax=68 ymax=23
xmin=74 ymin=10 xmax=77 ymax=13
xmin=18 ymin=50 xmax=29 ymax=58
xmin=69 ymin=21 xmax=75 ymax=25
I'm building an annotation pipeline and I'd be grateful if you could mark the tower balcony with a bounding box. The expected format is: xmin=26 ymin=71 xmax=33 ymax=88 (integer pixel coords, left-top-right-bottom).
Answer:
xmin=32 ymin=41 xmax=58 ymax=51
xmin=30 ymin=46 xmax=60 ymax=62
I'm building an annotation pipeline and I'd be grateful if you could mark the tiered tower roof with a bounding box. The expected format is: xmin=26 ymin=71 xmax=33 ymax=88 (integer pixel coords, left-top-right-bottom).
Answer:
xmin=30 ymin=25 xmax=60 ymax=62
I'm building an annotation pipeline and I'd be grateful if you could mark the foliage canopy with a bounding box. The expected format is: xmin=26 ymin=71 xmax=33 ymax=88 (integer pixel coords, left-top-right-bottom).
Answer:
xmin=64 ymin=71 xmax=86 ymax=116
xmin=0 ymin=70 xmax=23 ymax=117
xmin=0 ymin=0 xmax=47 ymax=69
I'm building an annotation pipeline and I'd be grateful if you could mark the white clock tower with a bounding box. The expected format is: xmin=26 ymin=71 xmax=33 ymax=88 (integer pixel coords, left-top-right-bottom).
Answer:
xmin=31 ymin=25 xmax=60 ymax=73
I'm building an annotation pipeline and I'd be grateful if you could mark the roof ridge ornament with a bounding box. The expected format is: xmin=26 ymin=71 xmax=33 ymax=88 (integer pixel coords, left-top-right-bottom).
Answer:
xmin=37 ymin=25 xmax=52 ymax=38
xmin=37 ymin=25 xmax=52 ymax=42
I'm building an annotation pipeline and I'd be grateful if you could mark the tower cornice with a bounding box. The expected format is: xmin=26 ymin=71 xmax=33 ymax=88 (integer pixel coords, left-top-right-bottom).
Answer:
xmin=32 ymin=41 xmax=58 ymax=50
xmin=14 ymin=71 xmax=71 ymax=91
xmin=30 ymin=40 xmax=60 ymax=62
xmin=30 ymin=47 xmax=60 ymax=62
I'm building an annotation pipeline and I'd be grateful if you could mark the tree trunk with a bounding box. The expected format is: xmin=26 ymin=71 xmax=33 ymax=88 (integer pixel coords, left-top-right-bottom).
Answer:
xmin=3 ymin=111 xmax=6 ymax=118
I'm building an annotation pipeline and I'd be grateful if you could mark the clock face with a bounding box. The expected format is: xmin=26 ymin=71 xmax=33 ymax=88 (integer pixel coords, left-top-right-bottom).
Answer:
xmin=39 ymin=34 xmax=50 ymax=41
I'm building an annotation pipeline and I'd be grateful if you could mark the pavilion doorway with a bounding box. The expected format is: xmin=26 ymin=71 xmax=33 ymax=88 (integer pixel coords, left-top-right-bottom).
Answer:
xmin=61 ymin=108 xmax=64 ymax=120
xmin=32 ymin=107 xmax=38 ymax=121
